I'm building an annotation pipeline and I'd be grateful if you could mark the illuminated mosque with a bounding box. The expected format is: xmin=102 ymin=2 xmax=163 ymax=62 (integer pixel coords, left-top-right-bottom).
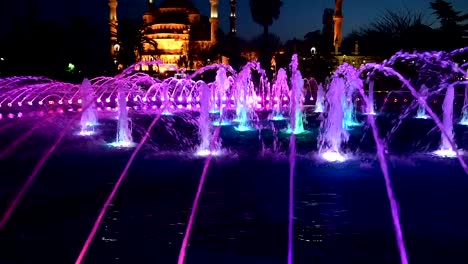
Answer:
xmin=108 ymin=0 xmax=237 ymax=71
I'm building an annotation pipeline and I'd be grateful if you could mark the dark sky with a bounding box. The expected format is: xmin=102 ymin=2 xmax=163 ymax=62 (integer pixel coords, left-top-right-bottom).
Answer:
xmin=1 ymin=0 xmax=468 ymax=41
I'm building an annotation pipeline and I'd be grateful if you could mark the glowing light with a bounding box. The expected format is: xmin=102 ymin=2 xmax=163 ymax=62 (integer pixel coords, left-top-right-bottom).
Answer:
xmin=133 ymin=97 xmax=138 ymax=102
xmin=58 ymin=100 xmax=63 ymax=105
xmin=108 ymin=141 xmax=136 ymax=148
xmin=17 ymin=102 xmax=22 ymax=106
xmin=38 ymin=101 xmax=43 ymax=105
xmin=28 ymin=101 xmax=33 ymax=106
xmin=142 ymin=97 xmax=147 ymax=102
xmin=49 ymin=100 xmax=54 ymax=105
xmin=271 ymin=115 xmax=286 ymax=121
xmin=321 ymin=151 xmax=347 ymax=162
xmin=415 ymin=114 xmax=430 ymax=119
xmin=434 ymin=149 xmax=458 ymax=158
xmin=77 ymin=99 xmax=82 ymax=104
xmin=162 ymin=110 xmax=173 ymax=116
xmin=79 ymin=130 xmax=95 ymax=136
xmin=7 ymin=103 xmax=12 ymax=107
xmin=178 ymin=96 xmax=183 ymax=102
xmin=187 ymin=97 xmax=192 ymax=102
xmin=213 ymin=120 xmax=231 ymax=126
xmin=195 ymin=149 xmax=222 ymax=157
xmin=105 ymin=98 xmax=111 ymax=103
xmin=152 ymin=97 xmax=156 ymax=102
xmin=68 ymin=100 xmax=72 ymax=104
xmin=283 ymin=96 xmax=288 ymax=101
xmin=235 ymin=125 xmax=252 ymax=132
xmin=18 ymin=112 xmax=23 ymax=118
xmin=97 ymin=98 xmax=102 ymax=103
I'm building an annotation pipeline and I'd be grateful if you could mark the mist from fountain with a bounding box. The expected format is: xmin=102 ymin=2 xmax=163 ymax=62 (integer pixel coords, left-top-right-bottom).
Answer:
xmin=315 ymin=83 xmax=325 ymax=113
xmin=79 ymin=79 xmax=98 ymax=136
xmin=288 ymin=54 xmax=305 ymax=134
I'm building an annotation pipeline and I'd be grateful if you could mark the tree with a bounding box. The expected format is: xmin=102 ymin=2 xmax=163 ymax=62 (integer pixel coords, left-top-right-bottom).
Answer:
xmin=119 ymin=19 xmax=159 ymax=68
xmin=430 ymin=0 xmax=468 ymax=49
xmin=343 ymin=10 xmax=436 ymax=57
xmin=249 ymin=0 xmax=283 ymax=74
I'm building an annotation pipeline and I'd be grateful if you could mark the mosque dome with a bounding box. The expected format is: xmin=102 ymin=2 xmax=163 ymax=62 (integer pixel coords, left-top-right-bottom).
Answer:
xmin=159 ymin=0 xmax=198 ymax=12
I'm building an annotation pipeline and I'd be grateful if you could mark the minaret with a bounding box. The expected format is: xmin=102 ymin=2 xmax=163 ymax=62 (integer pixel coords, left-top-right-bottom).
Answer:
xmin=333 ymin=0 xmax=343 ymax=55
xmin=143 ymin=0 xmax=155 ymax=24
xmin=109 ymin=0 xmax=119 ymax=58
xmin=210 ymin=0 xmax=219 ymax=44
xmin=229 ymin=0 xmax=237 ymax=37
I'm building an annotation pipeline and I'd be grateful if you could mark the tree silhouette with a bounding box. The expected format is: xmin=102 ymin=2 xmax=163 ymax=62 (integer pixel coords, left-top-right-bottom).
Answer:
xmin=249 ymin=0 xmax=283 ymax=74
xmin=430 ymin=0 xmax=468 ymax=49
xmin=119 ymin=19 xmax=159 ymax=68
xmin=343 ymin=10 xmax=436 ymax=56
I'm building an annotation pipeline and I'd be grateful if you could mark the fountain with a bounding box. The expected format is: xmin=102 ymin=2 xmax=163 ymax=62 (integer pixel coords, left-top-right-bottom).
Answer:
xmin=79 ymin=78 xmax=98 ymax=135
xmin=434 ymin=84 xmax=457 ymax=157
xmin=459 ymin=70 xmax=468 ymax=125
xmin=271 ymin=68 xmax=289 ymax=119
xmin=288 ymin=54 xmax=305 ymax=134
xmin=319 ymin=74 xmax=348 ymax=162
xmin=111 ymin=85 xmax=133 ymax=147
xmin=315 ymin=82 xmax=325 ymax=113
xmin=234 ymin=64 xmax=256 ymax=131
xmin=196 ymin=83 xmax=219 ymax=156
xmin=415 ymin=85 xmax=430 ymax=119
xmin=343 ymin=75 xmax=361 ymax=129
xmin=213 ymin=67 xmax=229 ymax=125
xmin=2 ymin=47 xmax=468 ymax=264
xmin=366 ymin=80 xmax=376 ymax=115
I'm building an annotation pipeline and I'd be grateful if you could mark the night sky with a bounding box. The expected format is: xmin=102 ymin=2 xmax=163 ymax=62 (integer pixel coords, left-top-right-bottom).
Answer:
xmin=1 ymin=0 xmax=467 ymax=41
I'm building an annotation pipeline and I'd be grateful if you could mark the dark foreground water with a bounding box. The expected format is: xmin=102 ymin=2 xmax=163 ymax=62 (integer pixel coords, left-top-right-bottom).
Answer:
xmin=1 ymin=113 xmax=468 ymax=264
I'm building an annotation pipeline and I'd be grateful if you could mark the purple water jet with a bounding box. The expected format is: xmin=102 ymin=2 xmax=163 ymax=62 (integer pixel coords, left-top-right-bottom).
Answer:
xmin=366 ymin=81 xmax=376 ymax=115
xmin=434 ymin=84 xmax=457 ymax=157
xmin=271 ymin=68 xmax=289 ymax=119
xmin=110 ymin=85 xmax=134 ymax=147
xmin=415 ymin=85 xmax=430 ymax=119
xmin=79 ymin=78 xmax=98 ymax=136
xmin=459 ymin=70 xmax=468 ymax=125
xmin=76 ymin=109 xmax=166 ymax=264
xmin=288 ymin=54 xmax=305 ymax=134
xmin=319 ymin=72 xmax=348 ymax=162
xmin=315 ymin=82 xmax=325 ymax=113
